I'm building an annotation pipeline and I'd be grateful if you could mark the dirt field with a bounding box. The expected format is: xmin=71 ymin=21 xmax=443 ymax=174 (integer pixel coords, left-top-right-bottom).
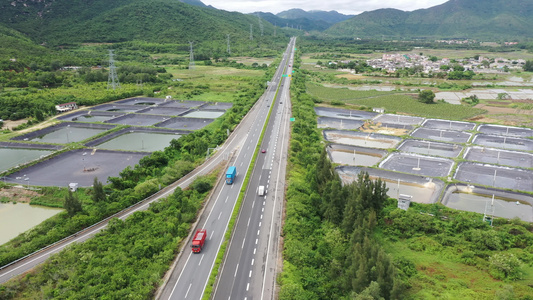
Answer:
xmin=335 ymin=73 xmax=366 ymax=80
xmin=2 ymin=119 xmax=27 ymax=131
xmin=0 ymin=186 xmax=41 ymax=203
xmin=359 ymin=121 xmax=410 ymax=136
xmin=471 ymin=104 xmax=533 ymax=127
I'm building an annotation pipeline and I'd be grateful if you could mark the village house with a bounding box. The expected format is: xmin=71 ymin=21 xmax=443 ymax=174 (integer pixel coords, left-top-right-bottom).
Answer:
xmin=55 ymin=102 xmax=78 ymax=113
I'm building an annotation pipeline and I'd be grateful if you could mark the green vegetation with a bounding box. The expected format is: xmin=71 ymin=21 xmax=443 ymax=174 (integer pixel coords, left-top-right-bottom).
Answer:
xmin=418 ymin=90 xmax=435 ymax=104
xmin=279 ymin=55 xmax=407 ymax=299
xmin=306 ymin=82 xmax=399 ymax=100
xmin=0 ymin=39 xmax=280 ymax=123
xmin=381 ymin=203 xmax=533 ymax=298
xmin=280 ymin=49 xmax=533 ymax=300
xmin=306 ymin=83 xmax=486 ymax=120
xmin=0 ymin=54 xmax=276 ymax=268
xmin=325 ymin=0 xmax=533 ymax=40
xmin=63 ymin=190 xmax=83 ymax=217
xmin=524 ymin=60 xmax=533 ymax=72
xmin=0 ymin=175 xmax=216 ymax=299
xmin=0 ymin=0 xmax=287 ymax=47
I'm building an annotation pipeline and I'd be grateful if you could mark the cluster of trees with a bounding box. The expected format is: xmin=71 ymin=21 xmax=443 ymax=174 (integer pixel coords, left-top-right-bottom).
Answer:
xmin=0 ymin=87 xmax=145 ymax=121
xmin=0 ymin=176 xmax=213 ymax=299
xmin=279 ymin=58 xmax=407 ymax=299
xmin=0 ymin=69 xmax=69 ymax=88
xmin=418 ymin=90 xmax=436 ymax=104
xmin=524 ymin=60 xmax=533 ymax=72
xmin=76 ymin=65 xmax=169 ymax=84
xmin=0 ymin=64 xmax=169 ymax=88
xmin=462 ymin=94 xmax=479 ymax=105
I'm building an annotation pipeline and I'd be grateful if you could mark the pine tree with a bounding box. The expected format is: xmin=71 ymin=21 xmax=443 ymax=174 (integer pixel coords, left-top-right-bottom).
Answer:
xmin=92 ymin=177 xmax=106 ymax=203
xmin=64 ymin=190 xmax=82 ymax=217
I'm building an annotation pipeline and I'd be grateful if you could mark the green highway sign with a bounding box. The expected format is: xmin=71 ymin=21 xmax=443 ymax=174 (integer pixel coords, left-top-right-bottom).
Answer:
xmin=290 ymin=117 xmax=295 ymax=122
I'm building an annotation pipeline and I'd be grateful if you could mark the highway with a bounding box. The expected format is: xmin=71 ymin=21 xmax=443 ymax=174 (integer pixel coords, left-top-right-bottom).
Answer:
xmin=211 ymin=39 xmax=295 ymax=300
xmin=0 ymin=39 xmax=295 ymax=287
xmin=154 ymin=38 xmax=295 ymax=300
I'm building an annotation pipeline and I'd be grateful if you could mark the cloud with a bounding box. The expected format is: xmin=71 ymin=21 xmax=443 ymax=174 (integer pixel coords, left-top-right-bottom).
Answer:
xmin=201 ymin=0 xmax=449 ymax=15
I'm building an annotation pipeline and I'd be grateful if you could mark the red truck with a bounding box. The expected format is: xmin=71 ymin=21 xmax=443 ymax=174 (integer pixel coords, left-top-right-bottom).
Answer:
xmin=191 ymin=229 xmax=206 ymax=253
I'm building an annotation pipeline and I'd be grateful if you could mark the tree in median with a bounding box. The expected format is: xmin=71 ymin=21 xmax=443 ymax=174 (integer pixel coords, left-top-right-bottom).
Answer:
xmin=418 ymin=90 xmax=435 ymax=104
xmin=64 ymin=190 xmax=82 ymax=217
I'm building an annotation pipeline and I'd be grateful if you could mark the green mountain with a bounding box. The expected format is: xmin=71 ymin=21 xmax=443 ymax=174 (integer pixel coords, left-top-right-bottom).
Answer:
xmin=179 ymin=0 xmax=207 ymax=7
xmin=326 ymin=0 xmax=533 ymax=40
xmin=0 ymin=24 xmax=52 ymax=69
xmin=277 ymin=8 xmax=353 ymax=24
xmin=255 ymin=12 xmax=331 ymax=32
xmin=0 ymin=0 xmax=278 ymax=45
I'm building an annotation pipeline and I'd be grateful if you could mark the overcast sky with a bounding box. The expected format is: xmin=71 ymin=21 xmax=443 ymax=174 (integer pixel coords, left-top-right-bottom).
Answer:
xmin=200 ymin=0 xmax=449 ymax=15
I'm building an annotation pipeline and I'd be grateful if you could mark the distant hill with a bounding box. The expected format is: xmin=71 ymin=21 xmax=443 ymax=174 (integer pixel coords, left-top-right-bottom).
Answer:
xmin=326 ymin=0 xmax=533 ymax=39
xmin=180 ymin=0 xmax=206 ymax=7
xmin=0 ymin=0 xmax=278 ymax=45
xmin=0 ymin=24 xmax=49 ymax=58
xmin=277 ymin=8 xmax=353 ymax=24
xmin=0 ymin=24 xmax=54 ymax=70
xmin=255 ymin=12 xmax=331 ymax=32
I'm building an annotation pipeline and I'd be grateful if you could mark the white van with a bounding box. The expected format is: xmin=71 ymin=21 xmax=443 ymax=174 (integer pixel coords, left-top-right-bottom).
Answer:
xmin=258 ymin=185 xmax=265 ymax=196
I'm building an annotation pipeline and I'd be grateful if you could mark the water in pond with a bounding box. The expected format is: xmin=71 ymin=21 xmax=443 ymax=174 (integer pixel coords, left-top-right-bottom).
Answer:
xmin=330 ymin=150 xmax=383 ymax=167
xmin=0 ymin=148 xmax=53 ymax=172
xmin=399 ymin=141 xmax=461 ymax=158
xmin=79 ymin=115 xmax=116 ymax=122
xmin=445 ymin=192 xmax=533 ymax=222
xmin=379 ymin=178 xmax=437 ymax=204
xmin=97 ymin=132 xmax=181 ymax=152
xmin=30 ymin=127 xmax=107 ymax=144
xmin=334 ymin=137 xmax=396 ymax=149
xmin=0 ymin=203 xmax=63 ymax=245
xmin=182 ymin=111 xmax=224 ymax=118
xmin=473 ymin=135 xmax=533 ymax=152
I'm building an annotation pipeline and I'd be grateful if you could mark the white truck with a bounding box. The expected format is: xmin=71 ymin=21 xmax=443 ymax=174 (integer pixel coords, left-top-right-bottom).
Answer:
xmin=258 ymin=185 xmax=266 ymax=196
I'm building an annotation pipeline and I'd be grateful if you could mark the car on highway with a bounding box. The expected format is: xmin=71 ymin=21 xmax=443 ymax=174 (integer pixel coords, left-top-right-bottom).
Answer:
xmin=261 ymin=149 xmax=266 ymax=153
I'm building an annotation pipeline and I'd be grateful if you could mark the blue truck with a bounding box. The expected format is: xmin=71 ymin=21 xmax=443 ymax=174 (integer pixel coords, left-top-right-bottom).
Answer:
xmin=226 ymin=166 xmax=236 ymax=184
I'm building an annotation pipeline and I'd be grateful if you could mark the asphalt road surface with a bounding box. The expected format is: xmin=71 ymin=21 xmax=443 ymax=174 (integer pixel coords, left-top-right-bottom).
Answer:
xmin=212 ymin=39 xmax=295 ymax=300
xmin=157 ymin=38 xmax=296 ymax=300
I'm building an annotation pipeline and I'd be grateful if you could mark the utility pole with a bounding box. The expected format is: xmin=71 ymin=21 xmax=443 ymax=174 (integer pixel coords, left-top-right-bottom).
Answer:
xmin=257 ymin=13 xmax=264 ymax=36
xmin=189 ymin=41 xmax=195 ymax=70
xmin=226 ymin=34 xmax=231 ymax=55
xmin=107 ymin=49 xmax=120 ymax=90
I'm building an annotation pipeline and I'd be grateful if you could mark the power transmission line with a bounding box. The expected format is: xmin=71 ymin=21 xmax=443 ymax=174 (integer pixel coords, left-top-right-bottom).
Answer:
xmin=257 ymin=13 xmax=264 ymax=36
xmin=189 ymin=41 xmax=195 ymax=70
xmin=249 ymin=24 xmax=253 ymax=41
xmin=107 ymin=49 xmax=120 ymax=90
xmin=226 ymin=34 xmax=231 ymax=55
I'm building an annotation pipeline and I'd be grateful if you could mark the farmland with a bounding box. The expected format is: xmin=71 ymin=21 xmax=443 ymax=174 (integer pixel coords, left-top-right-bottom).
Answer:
xmin=306 ymin=83 xmax=487 ymax=120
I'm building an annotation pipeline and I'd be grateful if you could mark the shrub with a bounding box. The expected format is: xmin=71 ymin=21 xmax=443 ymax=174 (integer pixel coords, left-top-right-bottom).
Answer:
xmin=418 ymin=90 xmax=435 ymax=104
xmin=489 ymin=253 xmax=523 ymax=280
